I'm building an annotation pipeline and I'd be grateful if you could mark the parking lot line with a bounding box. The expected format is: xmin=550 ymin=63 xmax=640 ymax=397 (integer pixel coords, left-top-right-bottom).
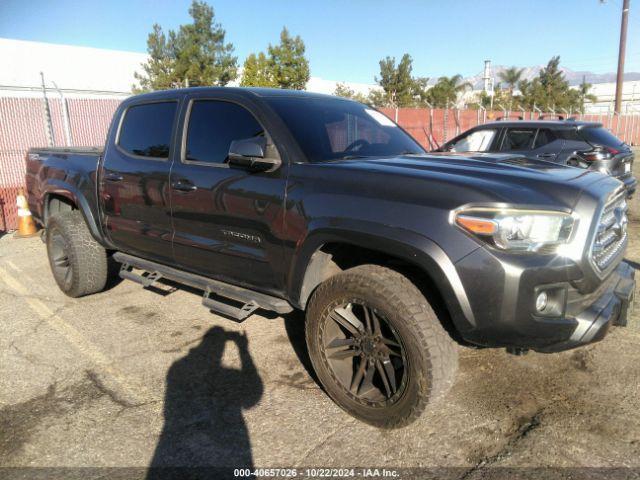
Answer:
xmin=0 ymin=263 xmax=153 ymax=405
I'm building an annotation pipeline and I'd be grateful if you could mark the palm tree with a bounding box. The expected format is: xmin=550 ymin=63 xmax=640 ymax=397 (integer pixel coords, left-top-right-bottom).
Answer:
xmin=498 ymin=66 xmax=525 ymax=94
xmin=428 ymin=74 xmax=472 ymax=107
xmin=578 ymin=79 xmax=598 ymax=113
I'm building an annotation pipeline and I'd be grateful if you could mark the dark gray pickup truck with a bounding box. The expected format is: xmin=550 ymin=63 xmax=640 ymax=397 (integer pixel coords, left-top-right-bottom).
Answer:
xmin=26 ymin=87 xmax=636 ymax=428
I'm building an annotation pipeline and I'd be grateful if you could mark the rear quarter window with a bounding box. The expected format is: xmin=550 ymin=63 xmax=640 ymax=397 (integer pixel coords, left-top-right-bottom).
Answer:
xmin=118 ymin=102 xmax=178 ymax=159
xmin=579 ymin=127 xmax=623 ymax=148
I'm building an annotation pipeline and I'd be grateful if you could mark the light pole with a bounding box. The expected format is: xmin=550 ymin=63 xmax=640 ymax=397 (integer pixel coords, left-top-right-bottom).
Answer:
xmin=614 ymin=0 xmax=630 ymax=114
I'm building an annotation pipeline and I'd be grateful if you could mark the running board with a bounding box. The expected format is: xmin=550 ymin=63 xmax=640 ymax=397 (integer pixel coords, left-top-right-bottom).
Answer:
xmin=113 ymin=252 xmax=292 ymax=321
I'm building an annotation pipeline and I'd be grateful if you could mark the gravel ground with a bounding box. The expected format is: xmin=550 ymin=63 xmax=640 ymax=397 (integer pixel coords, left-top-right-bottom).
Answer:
xmin=0 ymin=167 xmax=639 ymax=480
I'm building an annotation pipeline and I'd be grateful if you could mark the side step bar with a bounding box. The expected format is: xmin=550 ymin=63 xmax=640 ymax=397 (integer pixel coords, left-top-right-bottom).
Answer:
xmin=113 ymin=252 xmax=292 ymax=321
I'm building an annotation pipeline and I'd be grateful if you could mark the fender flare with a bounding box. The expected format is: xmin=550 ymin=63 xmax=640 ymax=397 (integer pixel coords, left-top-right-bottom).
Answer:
xmin=289 ymin=220 xmax=476 ymax=332
xmin=42 ymin=180 xmax=114 ymax=249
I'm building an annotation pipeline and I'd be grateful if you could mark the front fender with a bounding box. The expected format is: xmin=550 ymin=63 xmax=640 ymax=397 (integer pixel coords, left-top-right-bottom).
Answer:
xmin=289 ymin=219 xmax=477 ymax=332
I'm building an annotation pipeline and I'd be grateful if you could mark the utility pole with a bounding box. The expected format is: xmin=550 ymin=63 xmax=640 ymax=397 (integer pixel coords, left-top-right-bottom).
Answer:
xmin=614 ymin=0 xmax=630 ymax=114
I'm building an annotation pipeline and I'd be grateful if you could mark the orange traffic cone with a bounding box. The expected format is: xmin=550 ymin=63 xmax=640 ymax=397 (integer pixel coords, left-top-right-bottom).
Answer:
xmin=14 ymin=188 xmax=39 ymax=238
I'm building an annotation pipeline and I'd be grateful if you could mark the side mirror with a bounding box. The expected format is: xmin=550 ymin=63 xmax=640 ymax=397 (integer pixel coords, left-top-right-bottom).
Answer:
xmin=228 ymin=137 xmax=280 ymax=172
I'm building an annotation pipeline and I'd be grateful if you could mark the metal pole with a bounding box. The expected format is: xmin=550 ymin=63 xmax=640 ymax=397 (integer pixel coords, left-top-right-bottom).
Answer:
xmin=614 ymin=0 xmax=630 ymax=114
xmin=429 ymin=105 xmax=434 ymax=147
xmin=454 ymin=107 xmax=460 ymax=136
xmin=443 ymin=103 xmax=449 ymax=143
xmin=40 ymin=72 xmax=54 ymax=147
xmin=52 ymin=81 xmax=72 ymax=146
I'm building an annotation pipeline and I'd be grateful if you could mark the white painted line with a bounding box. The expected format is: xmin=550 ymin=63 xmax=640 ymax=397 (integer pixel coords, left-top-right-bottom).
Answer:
xmin=0 ymin=264 xmax=153 ymax=405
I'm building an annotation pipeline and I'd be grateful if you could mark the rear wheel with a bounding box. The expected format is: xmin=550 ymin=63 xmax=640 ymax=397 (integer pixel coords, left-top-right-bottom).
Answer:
xmin=305 ymin=265 xmax=458 ymax=428
xmin=46 ymin=211 xmax=108 ymax=297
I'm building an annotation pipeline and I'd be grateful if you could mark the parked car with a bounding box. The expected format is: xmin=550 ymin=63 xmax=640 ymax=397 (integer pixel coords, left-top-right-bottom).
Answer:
xmin=436 ymin=120 xmax=637 ymax=197
xmin=26 ymin=88 xmax=635 ymax=428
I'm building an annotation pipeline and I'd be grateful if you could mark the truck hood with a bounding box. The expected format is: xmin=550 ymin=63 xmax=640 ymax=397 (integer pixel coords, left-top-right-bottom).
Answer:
xmin=328 ymin=152 xmax=615 ymax=209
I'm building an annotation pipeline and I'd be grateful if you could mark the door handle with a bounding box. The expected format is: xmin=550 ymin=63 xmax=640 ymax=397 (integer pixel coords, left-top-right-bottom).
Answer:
xmin=537 ymin=153 xmax=555 ymax=159
xmin=104 ymin=172 xmax=123 ymax=182
xmin=171 ymin=180 xmax=198 ymax=192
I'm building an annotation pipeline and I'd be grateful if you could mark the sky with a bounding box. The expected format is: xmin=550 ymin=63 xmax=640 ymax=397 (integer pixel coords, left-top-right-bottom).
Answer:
xmin=2 ymin=0 xmax=640 ymax=84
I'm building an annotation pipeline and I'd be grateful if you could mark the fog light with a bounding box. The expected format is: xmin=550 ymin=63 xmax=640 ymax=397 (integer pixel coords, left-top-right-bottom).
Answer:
xmin=536 ymin=291 xmax=548 ymax=312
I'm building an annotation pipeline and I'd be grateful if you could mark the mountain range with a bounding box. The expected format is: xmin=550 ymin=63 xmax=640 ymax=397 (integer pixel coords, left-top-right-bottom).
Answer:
xmin=464 ymin=65 xmax=640 ymax=89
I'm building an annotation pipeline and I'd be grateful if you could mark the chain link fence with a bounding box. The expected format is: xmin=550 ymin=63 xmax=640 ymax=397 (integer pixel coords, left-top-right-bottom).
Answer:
xmin=0 ymin=95 xmax=121 ymax=231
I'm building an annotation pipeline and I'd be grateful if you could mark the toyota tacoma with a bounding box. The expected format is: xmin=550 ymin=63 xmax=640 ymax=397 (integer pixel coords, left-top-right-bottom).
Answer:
xmin=25 ymin=88 xmax=636 ymax=428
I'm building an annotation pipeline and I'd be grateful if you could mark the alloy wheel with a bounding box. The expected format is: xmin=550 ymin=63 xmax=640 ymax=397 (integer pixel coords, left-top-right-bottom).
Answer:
xmin=321 ymin=302 xmax=407 ymax=406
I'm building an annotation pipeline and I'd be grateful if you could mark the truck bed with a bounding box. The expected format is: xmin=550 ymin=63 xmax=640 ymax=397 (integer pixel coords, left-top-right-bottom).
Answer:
xmin=26 ymin=146 xmax=104 ymax=229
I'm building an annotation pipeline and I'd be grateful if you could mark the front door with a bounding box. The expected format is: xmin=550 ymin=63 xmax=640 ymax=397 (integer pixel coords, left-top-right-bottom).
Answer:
xmin=169 ymin=95 xmax=287 ymax=294
xmin=100 ymin=100 xmax=179 ymax=264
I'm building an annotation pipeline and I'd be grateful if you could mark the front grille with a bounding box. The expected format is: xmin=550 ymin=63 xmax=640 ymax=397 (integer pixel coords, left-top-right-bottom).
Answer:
xmin=590 ymin=192 xmax=628 ymax=271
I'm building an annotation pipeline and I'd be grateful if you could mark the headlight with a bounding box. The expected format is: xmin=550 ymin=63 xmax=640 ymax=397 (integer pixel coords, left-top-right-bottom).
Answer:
xmin=453 ymin=207 xmax=575 ymax=252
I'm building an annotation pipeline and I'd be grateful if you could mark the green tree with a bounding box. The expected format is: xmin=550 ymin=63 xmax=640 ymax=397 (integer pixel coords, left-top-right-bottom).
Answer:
xmin=577 ymin=79 xmax=598 ymax=113
xmin=268 ymin=27 xmax=310 ymax=89
xmin=241 ymin=27 xmax=310 ymax=90
xmin=133 ymin=24 xmax=178 ymax=93
xmin=518 ymin=56 xmax=579 ymax=111
xmin=172 ymin=1 xmax=238 ymax=86
xmin=333 ymin=83 xmax=369 ymax=103
xmin=498 ymin=66 xmax=525 ymax=94
xmin=240 ymin=52 xmax=275 ymax=87
xmin=375 ymin=54 xmax=416 ymax=107
xmin=426 ymin=75 xmax=472 ymax=108
xmin=134 ymin=1 xmax=237 ymax=92
xmin=537 ymin=55 xmax=568 ymax=109
xmin=410 ymin=76 xmax=431 ymax=106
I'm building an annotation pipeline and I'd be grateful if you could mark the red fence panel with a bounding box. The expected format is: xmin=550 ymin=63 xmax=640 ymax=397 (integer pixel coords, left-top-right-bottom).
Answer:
xmin=0 ymin=95 xmax=122 ymax=231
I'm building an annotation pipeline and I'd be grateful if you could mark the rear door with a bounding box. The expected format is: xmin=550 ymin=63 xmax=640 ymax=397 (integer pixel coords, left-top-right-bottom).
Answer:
xmin=169 ymin=92 xmax=287 ymax=294
xmin=529 ymin=128 xmax=560 ymax=162
xmin=100 ymin=99 xmax=179 ymax=264
xmin=496 ymin=127 xmax=537 ymax=157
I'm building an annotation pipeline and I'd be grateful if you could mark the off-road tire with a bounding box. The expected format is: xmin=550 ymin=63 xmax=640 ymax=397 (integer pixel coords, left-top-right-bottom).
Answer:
xmin=305 ymin=264 xmax=458 ymax=429
xmin=46 ymin=210 xmax=108 ymax=297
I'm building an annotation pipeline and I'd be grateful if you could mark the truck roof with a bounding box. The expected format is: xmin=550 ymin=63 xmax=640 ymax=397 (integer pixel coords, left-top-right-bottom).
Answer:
xmin=129 ymin=86 xmax=339 ymax=102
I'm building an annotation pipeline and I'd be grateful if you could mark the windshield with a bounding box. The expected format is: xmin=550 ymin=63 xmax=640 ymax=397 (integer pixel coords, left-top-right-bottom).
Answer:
xmin=264 ymin=97 xmax=425 ymax=162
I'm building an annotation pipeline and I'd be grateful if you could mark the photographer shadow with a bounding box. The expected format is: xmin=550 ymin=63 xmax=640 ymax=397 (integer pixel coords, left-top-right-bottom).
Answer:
xmin=147 ymin=326 xmax=263 ymax=479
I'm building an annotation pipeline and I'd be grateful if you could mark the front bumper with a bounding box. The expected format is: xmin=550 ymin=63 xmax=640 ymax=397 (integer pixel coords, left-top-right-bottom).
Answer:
xmin=454 ymin=245 xmax=636 ymax=352
xmin=535 ymin=261 xmax=635 ymax=352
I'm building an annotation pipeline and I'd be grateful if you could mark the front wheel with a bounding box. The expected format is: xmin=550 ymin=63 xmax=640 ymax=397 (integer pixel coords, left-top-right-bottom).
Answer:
xmin=305 ymin=265 xmax=458 ymax=428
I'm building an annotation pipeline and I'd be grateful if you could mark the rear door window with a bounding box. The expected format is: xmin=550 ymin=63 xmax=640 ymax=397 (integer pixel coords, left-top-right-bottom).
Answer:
xmin=579 ymin=127 xmax=624 ymax=148
xmin=499 ymin=128 xmax=536 ymax=151
xmin=118 ymin=102 xmax=177 ymax=159
xmin=533 ymin=129 xmax=555 ymax=149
